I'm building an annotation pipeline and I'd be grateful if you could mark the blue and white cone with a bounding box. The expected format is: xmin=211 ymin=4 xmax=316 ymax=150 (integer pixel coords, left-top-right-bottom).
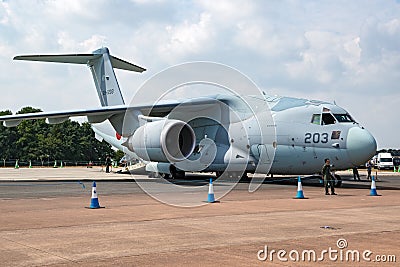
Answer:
xmin=207 ymin=178 xmax=215 ymax=203
xmin=295 ymin=176 xmax=305 ymax=199
xmin=369 ymin=176 xmax=379 ymax=196
xmin=89 ymin=181 xmax=101 ymax=208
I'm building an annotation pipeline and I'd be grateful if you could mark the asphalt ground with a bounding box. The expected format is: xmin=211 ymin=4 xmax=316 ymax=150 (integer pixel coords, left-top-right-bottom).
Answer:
xmin=0 ymin=167 xmax=399 ymax=266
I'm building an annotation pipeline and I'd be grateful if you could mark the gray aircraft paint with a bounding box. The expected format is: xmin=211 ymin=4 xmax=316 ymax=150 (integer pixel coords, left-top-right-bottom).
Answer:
xmin=0 ymin=47 xmax=376 ymax=178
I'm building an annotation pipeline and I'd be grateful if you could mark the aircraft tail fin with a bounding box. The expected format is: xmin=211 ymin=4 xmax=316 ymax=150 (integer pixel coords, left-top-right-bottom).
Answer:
xmin=14 ymin=47 xmax=146 ymax=107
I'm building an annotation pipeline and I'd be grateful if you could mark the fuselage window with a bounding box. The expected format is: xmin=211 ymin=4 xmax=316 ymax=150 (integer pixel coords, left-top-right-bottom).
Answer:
xmin=334 ymin=114 xmax=355 ymax=123
xmin=311 ymin=114 xmax=321 ymax=125
xmin=322 ymin=113 xmax=336 ymax=125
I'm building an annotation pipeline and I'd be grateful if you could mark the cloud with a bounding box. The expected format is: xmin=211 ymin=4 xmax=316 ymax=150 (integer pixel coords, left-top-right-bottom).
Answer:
xmin=158 ymin=12 xmax=214 ymax=62
xmin=0 ymin=0 xmax=400 ymax=147
xmin=57 ymin=32 xmax=107 ymax=52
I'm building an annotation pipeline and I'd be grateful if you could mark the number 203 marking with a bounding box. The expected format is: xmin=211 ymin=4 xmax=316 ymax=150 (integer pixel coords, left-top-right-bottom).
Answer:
xmin=305 ymin=133 xmax=329 ymax=143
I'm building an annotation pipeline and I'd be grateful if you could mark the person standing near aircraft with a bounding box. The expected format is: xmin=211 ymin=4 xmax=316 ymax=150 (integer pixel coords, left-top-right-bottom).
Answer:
xmin=322 ymin=158 xmax=336 ymax=195
xmin=105 ymin=155 xmax=112 ymax=173
xmin=352 ymin=167 xmax=360 ymax=181
xmin=367 ymin=161 xmax=372 ymax=180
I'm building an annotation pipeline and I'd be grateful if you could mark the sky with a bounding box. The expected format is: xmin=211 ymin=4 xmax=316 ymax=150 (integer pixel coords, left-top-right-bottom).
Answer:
xmin=0 ymin=0 xmax=399 ymax=149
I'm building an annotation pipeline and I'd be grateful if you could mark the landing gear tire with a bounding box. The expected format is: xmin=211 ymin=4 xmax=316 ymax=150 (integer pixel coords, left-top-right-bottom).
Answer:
xmin=160 ymin=173 xmax=170 ymax=179
xmin=171 ymin=170 xmax=185 ymax=179
xmin=239 ymin=172 xmax=249 ymax=181
xmin=216 ymin=171 xmax=224 ymax=178
xmin=148 ymin=172 xmax=161 ymax=178
xmin=215 ymin=171 xmax=247 ymax=180
xmin=334 ymin=174 xmax=342 ymax=188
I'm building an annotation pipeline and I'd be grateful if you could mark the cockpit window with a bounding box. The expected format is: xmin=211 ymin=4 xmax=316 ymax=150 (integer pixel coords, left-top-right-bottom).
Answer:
xmin=322 ymin=113 xmax=336 ymax=125
xmin=311 ymin=114 xmax=321 ymax=125
xmin=333 ymin=114 xmax=355 ymax=123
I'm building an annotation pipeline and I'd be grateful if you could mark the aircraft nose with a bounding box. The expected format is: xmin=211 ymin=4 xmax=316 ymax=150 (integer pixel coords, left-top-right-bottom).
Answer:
xmin=346 ymin=127 xmax=377 ymax=166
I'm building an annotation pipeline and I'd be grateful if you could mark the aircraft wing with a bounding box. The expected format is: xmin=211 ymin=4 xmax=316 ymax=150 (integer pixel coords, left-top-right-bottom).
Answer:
xmin=0 ymin=106 xmax=128 ymax=127
xmin=0 ymin=96 xmax=223 ymax=128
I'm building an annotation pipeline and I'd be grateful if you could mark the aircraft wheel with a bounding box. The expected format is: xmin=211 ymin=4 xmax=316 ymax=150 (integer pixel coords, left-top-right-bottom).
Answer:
xmin=171 ymin=170 xmax=185 ymax=179
xmin=215 ymin=171 xmax=246 ymax=180
xmin=227 ymin=172 xmax=245 ymax=179
xmin=227 ymin=172 xmax=239 ymax=178
xmin=176 ymin=171 xmax=185 ymax=179
xmin=334 ymin=174 xmax=342 ymax=187
xmin=239 ymin=172 xmax=249 ymax=181
xmin=170 ymin=166 xmax=185 ymax=179
xmin=216 ymin=171 xmax=224 ymax=178
xmin=160 ymin=173 xmax=170 ymax=179
xmin=148 ymin=172 xmax=160 ymax=178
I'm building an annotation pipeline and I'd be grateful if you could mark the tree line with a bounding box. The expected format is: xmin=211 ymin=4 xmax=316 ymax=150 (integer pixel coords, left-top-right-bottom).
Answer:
xmin=0 ymin=107 xmax=117 ymax=165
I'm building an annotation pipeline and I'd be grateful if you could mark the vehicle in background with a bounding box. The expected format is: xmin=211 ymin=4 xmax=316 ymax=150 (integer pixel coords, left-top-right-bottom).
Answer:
xmin=376 ymin=152 xmax=394 ymax=170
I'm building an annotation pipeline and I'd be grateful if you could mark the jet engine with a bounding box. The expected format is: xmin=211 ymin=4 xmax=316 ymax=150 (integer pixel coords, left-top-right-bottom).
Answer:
xmin=127 ymin=119 xmax=196 ymax=162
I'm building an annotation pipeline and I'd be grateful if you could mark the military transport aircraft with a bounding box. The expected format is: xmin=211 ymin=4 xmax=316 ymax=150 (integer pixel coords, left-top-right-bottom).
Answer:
xmin=0 ymin=47 xmax=377 ymax=183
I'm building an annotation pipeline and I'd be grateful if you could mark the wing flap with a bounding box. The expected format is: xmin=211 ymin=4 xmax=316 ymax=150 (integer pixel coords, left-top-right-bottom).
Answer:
xmin=3 ymin=120 xmax=22 ymax=127
xmin=0 ymin=106 xmax=128 ymax=125
xmin=46 ymin=117 xmax=69 ymax=124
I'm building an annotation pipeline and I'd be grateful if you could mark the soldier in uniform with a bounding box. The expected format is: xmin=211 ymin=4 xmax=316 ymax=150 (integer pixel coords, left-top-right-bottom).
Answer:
xmin=105 ymin=155 xmax=112 ymax=173
xmin=322 ymin=158 xmax=336 ymax=195
xmin=366 ymin=161 xmax=372 ymax=180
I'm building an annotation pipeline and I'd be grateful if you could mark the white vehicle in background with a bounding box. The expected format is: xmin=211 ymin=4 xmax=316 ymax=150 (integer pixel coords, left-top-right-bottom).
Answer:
xmin=376 ymin=153 xmax=394 ymax=170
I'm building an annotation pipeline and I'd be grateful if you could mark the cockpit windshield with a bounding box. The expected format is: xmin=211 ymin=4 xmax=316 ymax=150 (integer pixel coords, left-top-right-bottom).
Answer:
xmin=311 ymin=113 xmax=356 ymax=125
xmin=322 ymin=113 xmax=336 ymax=125
xmin=334 ymin=114 xmax=355 ymax=123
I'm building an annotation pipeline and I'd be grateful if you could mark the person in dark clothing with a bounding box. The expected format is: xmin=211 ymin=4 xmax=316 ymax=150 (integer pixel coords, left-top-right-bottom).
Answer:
xmin=352 ymin=167 xmax=360 ymax=181
xmin=321 ymin=158 xmax=336 ymax=195
xmin=105 ymin=155 xmax=112 ymax=173
xmin=367 ymin=161 xmax=372 ymax=180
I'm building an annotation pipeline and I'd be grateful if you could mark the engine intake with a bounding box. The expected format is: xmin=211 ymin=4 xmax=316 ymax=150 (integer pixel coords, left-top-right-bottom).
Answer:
xmin=128 ymin=119 xmax=195 ymax=162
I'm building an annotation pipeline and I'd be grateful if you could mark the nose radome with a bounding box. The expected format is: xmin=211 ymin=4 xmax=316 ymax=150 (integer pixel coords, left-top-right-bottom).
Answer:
xmin=346 ymin=127 xmax=377 ymax=166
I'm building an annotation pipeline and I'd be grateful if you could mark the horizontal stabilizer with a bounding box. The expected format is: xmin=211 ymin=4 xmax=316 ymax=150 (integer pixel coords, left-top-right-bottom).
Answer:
xmin=14 ymin=54 xmax=99 ymax=64
xmin=14 ymin=53 xmax=146 ymax=73
xmin=109 ymin=56 xmax=146 ymax=72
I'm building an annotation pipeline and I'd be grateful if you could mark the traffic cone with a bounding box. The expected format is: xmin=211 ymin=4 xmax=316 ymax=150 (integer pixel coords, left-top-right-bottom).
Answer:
xmin=369 ymin=176 xmax=380 ymax=196
xmin=88 ymin=181 xmax=103 ymax=208
xmin=295 ymin=176 xmax=305 ymax=199
xmin=14 ymin=160 xmax=19 ymax=169
xmin=207 ymin=178 xmax=216 ymax=203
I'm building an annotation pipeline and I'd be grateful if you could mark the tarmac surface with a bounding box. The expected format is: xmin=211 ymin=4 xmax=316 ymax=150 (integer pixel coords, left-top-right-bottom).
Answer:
xmin=0 ymin=167 xmax=399 ymax=266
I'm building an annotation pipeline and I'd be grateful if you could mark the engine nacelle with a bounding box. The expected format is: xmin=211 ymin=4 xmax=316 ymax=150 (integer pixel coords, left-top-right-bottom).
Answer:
xmin=127 ymin=119 xmax=196 ymax=162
